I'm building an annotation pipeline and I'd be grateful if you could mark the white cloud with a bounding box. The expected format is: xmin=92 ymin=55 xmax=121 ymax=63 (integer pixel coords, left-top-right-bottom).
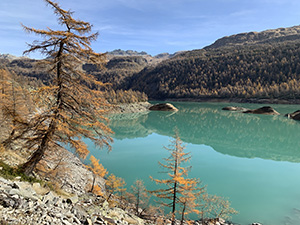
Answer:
xmin=230 ymin=10 xmax=256 ymax=17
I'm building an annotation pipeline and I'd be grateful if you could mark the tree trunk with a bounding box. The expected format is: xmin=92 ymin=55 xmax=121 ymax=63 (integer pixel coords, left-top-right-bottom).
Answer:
xmin=171 ymin=142 xmax=179 ymax=225
xmin=21 ymin=144 xmax=47 ymax=175
xmin=21 ymin=119 xmax=55 ymax=176
xmin=21 ymin=41 xmax=64 ymax=176
xmin=180 ymin=203 xmax=186 ymax=225
xmin=136 ymin=190 xmax=140 ymax=215
xmin=171 ymin=181 xmax=177 ymax=225
xmin=90 ymin=175 xmax=96 ymax=193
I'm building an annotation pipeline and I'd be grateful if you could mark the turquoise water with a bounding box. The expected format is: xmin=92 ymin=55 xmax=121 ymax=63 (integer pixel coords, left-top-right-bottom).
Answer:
xmin=88 ymin=102 xmax=300 ymax=225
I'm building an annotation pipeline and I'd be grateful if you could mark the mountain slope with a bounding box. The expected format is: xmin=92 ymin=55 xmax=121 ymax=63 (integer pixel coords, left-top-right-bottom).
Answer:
xmin=127 ymin=26 xmax=300 ymax=101
xmin=205 ymin=25 xmax=300 ymax=49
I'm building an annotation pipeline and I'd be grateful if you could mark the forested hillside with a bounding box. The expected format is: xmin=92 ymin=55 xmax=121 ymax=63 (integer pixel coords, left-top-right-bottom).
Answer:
xmin=0 ymin=55 xmax=148 ymax=104
xmin=3 ymin=26 xmax=300 ymax=102
xmin=83 ymin=56 xmax=148 ymax=89
xmin=127 ymin=26 xmax=300 ymax=101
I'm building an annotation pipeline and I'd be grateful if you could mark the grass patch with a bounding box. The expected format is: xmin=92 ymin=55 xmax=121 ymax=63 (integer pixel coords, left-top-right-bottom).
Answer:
xmin=0 ymin=160 xmax=40 ymax=183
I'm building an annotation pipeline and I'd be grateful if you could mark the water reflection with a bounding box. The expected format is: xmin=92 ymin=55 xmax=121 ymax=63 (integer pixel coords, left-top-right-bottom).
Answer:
xmin=109 ymin=102 xmax=300 ymax=162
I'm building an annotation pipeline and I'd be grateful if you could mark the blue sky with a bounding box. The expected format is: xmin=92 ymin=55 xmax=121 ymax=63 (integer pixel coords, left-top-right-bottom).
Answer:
xmin=1 ymin=0 xmax=300 ymax=58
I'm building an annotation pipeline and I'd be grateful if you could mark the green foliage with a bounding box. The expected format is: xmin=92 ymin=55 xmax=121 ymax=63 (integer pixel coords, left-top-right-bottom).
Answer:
xmin=0 ymin=160 xmax=40 ymax=183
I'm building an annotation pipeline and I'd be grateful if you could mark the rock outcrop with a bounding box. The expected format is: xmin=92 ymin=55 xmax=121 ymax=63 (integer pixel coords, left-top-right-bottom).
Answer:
xmin=149 ymin=103 xmax=178 ymax=111
xmin=110 ymin=102 xmax=152 ymax=114
xmin=243 ymin=106 xmax=280 ymax=115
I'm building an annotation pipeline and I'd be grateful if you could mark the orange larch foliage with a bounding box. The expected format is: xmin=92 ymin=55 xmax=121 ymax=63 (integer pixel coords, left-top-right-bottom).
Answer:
xmin=2 ymin=0 xmax=113 ymax=175
xmin=86 ymin=155 xmax=108 ymax=178
xmin=150 ymin=131 xmax=199 ymax=225
xmin=85 ymin=155 xmax=108 ymax=195
xmin=105 ymin=173 xmax=126 ymax=201
xmin=131 ymin=179 xmax=150 ymax=216
xmin=0 ymin=69 xmax=32 ymax=140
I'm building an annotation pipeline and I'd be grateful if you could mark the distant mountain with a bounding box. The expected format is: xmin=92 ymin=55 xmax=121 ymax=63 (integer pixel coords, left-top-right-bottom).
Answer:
xmin=0 ymin=53 xmax=29 ymax=61
xmin=106 ymin=49 xmax=179 ymax=65
xmin=106 ymin=49 xmax=181 ymax=59
xmin=107 ymin=49 xmax=148 ymax=56
xmin=82 ymin=50 xmax=179 ymax=88
xmin=205 ymin=25 xmax=300 ymax=49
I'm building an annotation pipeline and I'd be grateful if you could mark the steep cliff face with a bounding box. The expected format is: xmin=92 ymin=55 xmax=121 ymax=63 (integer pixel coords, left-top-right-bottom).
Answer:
xmin=205 ymin=25 xmax=300 ymax=49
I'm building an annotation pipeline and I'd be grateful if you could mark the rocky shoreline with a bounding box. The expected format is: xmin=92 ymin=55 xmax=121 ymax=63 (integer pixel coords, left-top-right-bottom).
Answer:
xmin=162 ymin=97 xmax=300 ymax=105
xmin=0 ymin=162 xmax=240 ymax=225
xmin=109 ymin=102 xmax=152 ymax=114
xmin=0 ymin=147 xmax=263 ymax=225
xmin=0 ymin=146 xmax=246 ymax=225
xmin=0 ymin=146 xmax=156 ymax=225
xmin=0 ymin=101 xmax=268 ymax=225
xmin=0 ymin=174 xmax=248 ymax=225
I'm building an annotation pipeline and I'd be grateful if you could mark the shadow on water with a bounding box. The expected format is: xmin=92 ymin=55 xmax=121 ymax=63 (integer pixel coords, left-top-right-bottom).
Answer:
xmin=109 ymin=102 xmax=300 ymax=163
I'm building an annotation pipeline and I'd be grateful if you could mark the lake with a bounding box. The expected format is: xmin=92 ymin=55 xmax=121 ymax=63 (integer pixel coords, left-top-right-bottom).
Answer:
xmin=87 ymin=102 xmax=300 ymax=225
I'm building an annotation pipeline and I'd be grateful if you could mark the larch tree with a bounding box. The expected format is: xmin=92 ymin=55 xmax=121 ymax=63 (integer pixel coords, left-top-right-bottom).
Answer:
xmin=131 ymin=179 xmax=150 ymax=216
xmin=203 ymin=194 xmax=238 ymax=221
xmin=150 ymin=131 xmax=199 ymax=225
xmin=2 ymin=0 xmax=113 ymax=175
xmin=105 ymin=173 xmax=126 ymax=201
xmin=178 ymin=179 xmax=205 ymax=225
xmin=86 ymin=155 xmax=108 ymax=194
xmin=0 ymin=69 xmax=31 ymax=139
xmin=194 ymin=190 xmax=238 ymax=223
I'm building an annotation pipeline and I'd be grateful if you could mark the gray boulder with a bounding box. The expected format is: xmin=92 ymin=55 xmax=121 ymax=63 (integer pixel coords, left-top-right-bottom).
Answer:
xmin=285 ymin=110 xmax=300 ymax=120
xmin=243 ymin=106 xmax=280 ymax=115
xmin=149 ymin=103 xmax=178 ymax=111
